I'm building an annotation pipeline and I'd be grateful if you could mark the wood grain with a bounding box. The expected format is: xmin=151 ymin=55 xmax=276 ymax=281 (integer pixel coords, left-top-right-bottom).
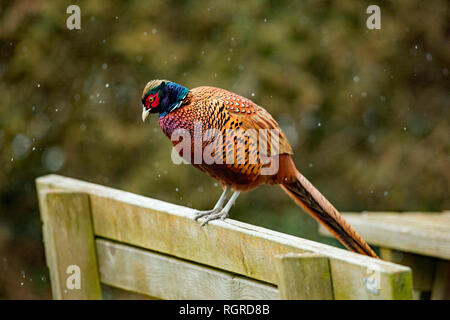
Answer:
xmin=36 ymin=190 xmax=102 ymax=299
xmin=276 ymin=253 xmax=333 ymax=299
xmin=96 ymin=239 xmax=279 ymax=300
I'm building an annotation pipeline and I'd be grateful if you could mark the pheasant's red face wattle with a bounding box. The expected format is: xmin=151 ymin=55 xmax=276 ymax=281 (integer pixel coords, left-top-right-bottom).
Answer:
xmin=145 ymin=94 xmax=159 ymax=109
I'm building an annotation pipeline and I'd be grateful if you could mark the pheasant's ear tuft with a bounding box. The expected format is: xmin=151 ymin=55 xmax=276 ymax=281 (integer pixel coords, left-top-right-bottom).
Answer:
xmin=142 ymin=79 xmax=170 ymax=99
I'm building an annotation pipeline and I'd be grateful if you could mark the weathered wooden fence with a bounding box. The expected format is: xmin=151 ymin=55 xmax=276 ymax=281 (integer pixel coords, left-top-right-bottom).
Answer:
xmin=36 ymin=175 xmax=413 ymax=300
xmin=319 ymin=212 xmax=450 ymax=299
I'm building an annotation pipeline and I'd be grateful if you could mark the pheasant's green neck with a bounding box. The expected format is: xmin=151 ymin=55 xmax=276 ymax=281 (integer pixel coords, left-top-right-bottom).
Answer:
xmin=160 ymin=82 xmax=189 ymax=117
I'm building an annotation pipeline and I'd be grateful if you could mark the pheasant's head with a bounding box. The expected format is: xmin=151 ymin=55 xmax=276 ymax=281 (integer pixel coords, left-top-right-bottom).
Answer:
xmin=141 ymin=79 xmax=189 ymax=122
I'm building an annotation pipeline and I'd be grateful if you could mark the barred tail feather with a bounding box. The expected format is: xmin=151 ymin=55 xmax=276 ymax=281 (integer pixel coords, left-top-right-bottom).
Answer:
xmin=281 ymin=171 xmax=378 ymax=258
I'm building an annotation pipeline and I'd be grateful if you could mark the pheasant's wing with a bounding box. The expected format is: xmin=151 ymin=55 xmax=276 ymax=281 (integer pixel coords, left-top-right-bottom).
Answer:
xmin=204 ymin=88 xmax=293 ymax=156
xmin=191 ymin=86 xmax=293 ymax=177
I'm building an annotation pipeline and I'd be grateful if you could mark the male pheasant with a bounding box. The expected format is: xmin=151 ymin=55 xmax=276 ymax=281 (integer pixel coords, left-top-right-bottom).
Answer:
xmin=141 ymin=79 xmax=378 ymax=258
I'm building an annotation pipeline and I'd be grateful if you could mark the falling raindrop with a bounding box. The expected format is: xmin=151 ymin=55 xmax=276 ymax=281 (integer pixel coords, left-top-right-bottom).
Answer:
xmin=42 ymin=147 xmax=65 ymax=172
xmin=12 ymin=133 xmax=31 ymax=159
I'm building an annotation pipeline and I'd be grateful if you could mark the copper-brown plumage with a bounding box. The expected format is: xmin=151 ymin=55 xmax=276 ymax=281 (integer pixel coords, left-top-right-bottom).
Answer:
xmin=142 ymin=81 xmax=378 ymax=258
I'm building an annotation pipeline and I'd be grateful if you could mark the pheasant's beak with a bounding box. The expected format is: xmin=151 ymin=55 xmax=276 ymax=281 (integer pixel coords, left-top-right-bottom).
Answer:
xmin=142 ymin=107 xmax=150 ymax=122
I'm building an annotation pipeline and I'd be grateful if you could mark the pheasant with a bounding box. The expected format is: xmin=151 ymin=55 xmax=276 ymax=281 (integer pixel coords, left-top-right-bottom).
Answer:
xmin=141 ymin=79 xmax=378 ymax=258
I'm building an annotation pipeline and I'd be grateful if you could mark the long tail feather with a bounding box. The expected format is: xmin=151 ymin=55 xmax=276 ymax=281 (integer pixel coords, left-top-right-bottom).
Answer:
xmin=281 ymin=170 xmax=378 ymax=258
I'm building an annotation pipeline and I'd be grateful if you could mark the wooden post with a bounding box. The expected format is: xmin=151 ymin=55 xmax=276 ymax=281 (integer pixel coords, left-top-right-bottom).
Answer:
xmin=431 ymin=260 xmax=450 ymax=300
xmin=275 ymin=253 xmax=333 ymax=300
xmin=37 ymin=190 xmax=102 ymax=299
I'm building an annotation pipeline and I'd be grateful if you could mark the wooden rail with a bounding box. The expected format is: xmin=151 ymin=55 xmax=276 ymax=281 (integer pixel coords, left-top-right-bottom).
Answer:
xmin=36 ymin=175 xmax=413 ymax=300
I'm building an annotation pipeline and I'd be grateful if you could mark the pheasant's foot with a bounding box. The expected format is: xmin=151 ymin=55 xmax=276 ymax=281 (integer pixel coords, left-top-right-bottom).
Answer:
xmin=196 ymin=191 xmax=240 ymax=227
xmin=194 ymin=207 xmax=223 ymax=221
xmin=199 ymin=210 xmax=229 ymax=227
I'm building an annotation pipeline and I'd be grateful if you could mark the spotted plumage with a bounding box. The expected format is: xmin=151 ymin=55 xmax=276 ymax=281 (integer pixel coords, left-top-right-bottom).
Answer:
xmin=154 ymin=86 xmax=294 ymax=191
xmin=141 ymin=80 xmax=378 ymax=258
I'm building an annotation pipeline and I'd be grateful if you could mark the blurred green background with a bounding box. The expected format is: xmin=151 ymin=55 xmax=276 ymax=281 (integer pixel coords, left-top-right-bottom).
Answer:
xmin=0 ymin=0 xmax=449 ymax=299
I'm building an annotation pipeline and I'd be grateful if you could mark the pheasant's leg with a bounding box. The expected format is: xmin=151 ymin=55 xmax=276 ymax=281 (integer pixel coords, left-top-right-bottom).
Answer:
xmin=194 ymin=186 xmax=230 ymax=220
xmin=199 ymin=191 xmax=240 ymax=227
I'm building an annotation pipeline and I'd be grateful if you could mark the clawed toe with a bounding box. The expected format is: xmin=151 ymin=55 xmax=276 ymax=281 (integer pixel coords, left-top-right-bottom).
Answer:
xmin=194 ymin=207 xmax=222 ymax=221
xmin=194 ymin=188 xmax=238 ymax=227
xmin=199 ymin=211 xmax=229 ymax=227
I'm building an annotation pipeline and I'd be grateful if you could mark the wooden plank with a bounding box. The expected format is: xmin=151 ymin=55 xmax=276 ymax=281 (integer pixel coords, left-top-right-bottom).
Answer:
xmin=275 ymin=253 xmax=333 ymax=300
xmin=35 ymin=189 xmax=102 ymax=299
xmin=96 ymin=239 xmax=279 ymax=300
xmin=36 ymin=175 xmax=413 ymax=300
xmin=431 ymin=260 xmax=450 ymax=300
xmin=319 ymin=212 xmax=450 ymax=260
